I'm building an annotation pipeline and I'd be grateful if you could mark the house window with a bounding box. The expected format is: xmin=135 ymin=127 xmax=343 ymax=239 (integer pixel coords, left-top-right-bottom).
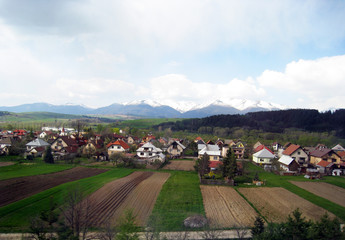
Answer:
xmin=149 ymin=153 xmax=152 ymax=156
xmin=117 ymin=146 xmax=121 ymax=149
xmin=260 ymin=159 xmax=264 ymax=162
xmin=297 ymin=151 xmax=300 ymax=155
xmin=140 ymin=152 xmax=144 ymax=156
xmin=332 ymin=158 xmax=336 ymax=163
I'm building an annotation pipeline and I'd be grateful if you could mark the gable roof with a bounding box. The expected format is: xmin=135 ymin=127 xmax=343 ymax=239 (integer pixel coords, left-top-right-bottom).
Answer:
xmin=309 ymin=148 xmax=335 ymax=158
xmin=137 ymin=142 xmax=162 ymax=153
xmin=254 ymin=145 xmax=274 ymax=154
xmin=169 ymin=141 xmax=186 ymax=149
xmin=316 ymin=160 xmax=335 ymax=168
xmin=332 ymin=144 xmax=345 ymax=152
xmin=282 ymin=144 xmax=301 ymax=156
xmin=253 ymin=148 xmax=275 ymax=158
xmin=199 ymin=144 xmax=221 ymax=156
xmin=26 ymin=138 xmax=50 ymax=147
xmin=107 ymin=140 xmax=130 ymax=149
xmin=278 ymin=155 xmax=295 ymax=166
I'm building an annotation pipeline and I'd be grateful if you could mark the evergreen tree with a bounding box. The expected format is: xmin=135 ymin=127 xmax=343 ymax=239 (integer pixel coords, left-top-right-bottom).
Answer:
xmin=222 ymin=149 xmax=237 ymax=179
xmin=44 ymin=146 xmax=54 ymax=164
xmin=251 ymin=216 xmax=265 ymax=237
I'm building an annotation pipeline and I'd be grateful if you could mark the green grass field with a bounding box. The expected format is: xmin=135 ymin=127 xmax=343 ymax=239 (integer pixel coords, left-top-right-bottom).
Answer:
xmin=150 ymin=171 xmax=205 ymax=231
xmin=0 ymin=168 xmax=133 ymax=231
xmin=0 ymin=162 xmax=73 ymax=180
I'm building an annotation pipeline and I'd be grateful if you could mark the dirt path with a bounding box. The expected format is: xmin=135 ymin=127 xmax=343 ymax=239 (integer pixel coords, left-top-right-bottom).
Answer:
xmin=0 ymin=167 xmax=107 ymax=207
xmin=201 ymin=186 xmax=257 ymax=228
xmin=163 ymin=160 xmax=195 ymax=171
xmin=290 ymin=181 xmax=345 ymax=207
xmin=239 ymin=187 xmax=335 ymax=223
xmin=0 ymin=162 xmax=15 ymax=167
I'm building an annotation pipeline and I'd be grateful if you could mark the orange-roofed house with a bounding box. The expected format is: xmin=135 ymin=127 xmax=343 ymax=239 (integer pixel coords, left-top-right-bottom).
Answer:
xmin=107 ymin=140 xmax=130 ymax=156
xmin=316 ymin=160 xmax=336 ymax=175
xmin=282 ymin=144 xmax=309 ymax=166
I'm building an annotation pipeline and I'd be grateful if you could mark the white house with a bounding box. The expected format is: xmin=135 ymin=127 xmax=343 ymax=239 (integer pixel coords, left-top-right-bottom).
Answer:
xmin=107 ymin=140 xmax=130 ymax=156
xmin=278 ymin=155 xmax=299 ymax=172
xmin=136 ymin=142 xmax=165 ymax=162
xmin=198 ymin=144 xmax=221 ymax=161
xmin=26 ymin=138 xmax=50 ymax=151
xmin=253 ymin=148 xmax=275 ymax=165
xmin=167 ymin=141 xmax=186 ymax=157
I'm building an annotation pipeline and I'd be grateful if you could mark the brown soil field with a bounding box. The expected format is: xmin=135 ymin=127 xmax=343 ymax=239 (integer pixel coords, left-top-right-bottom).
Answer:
xmin=0 ymin=167 xmax=107 ymax=207
xmin=290 ymin=181 xmax=345 ymax=207
xmin=201 ymin=186 xmax=258 ymax=228
xmin=87 ymin=171 xmax=155 ymax=227
xmin=111 ymin=172 xmax=170 ymax=226
xmin=0 ymin=162 xmax=15 ymax=167
xmin=239 ymin=187 xmax=335 ymax=223
xmin=163 ymin=160 xmax=195 ymax=171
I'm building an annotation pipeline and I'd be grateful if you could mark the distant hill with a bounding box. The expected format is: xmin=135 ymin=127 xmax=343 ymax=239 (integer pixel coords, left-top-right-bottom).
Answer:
xmin=156 ymin=109 xmax=345 ymax=138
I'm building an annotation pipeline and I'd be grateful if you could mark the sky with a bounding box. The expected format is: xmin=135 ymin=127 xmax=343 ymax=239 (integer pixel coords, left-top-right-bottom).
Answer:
xmin=0 ymin=0 xmax=345 ymax=110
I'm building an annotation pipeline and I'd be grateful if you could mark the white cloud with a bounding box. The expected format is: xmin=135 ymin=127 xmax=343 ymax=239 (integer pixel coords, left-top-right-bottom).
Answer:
xmin=257 ymin=55 xmax=345 ymax=110
xmin=149 ymin=74 xmax=265 ymax=102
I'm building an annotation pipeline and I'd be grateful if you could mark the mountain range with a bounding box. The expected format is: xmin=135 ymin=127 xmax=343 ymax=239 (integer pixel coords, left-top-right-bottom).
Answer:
xmin=0 ymin=99 xmax=288 ymax=118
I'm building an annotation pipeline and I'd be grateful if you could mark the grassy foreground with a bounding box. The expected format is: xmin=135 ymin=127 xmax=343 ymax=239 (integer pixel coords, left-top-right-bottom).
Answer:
xmin=0 ymin=168 xmax=133 ymax=232
xmin=150 ymin=171 xmax=205 ymax=231
xmin=0 ymin=162 xmax=73 ymax=180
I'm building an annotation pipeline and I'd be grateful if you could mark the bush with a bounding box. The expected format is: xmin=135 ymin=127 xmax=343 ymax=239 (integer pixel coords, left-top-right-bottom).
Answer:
xmin=234 ymin=175 xmax=252 ymax=184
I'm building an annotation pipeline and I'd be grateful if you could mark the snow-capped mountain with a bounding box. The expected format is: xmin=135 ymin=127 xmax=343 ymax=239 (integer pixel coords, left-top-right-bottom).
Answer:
xmin=0 ymin=99 xmax=288 ymax=118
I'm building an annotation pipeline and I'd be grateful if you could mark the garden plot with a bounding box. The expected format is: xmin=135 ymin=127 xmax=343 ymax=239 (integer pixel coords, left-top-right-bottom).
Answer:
xmin=86 ymin=171 xmax=170 ymax=227
xmin=291 ymin=181 xmax=345 ymax=207
xmin=163 ymin=160 xmax=195 ymax=171
xmin=239 ymin=187 xmax=335 ymax=223
xmin=201 ymin=186 xmax=258 ymax=228
xmin=0 ymin=167 xmax=107 ymax=207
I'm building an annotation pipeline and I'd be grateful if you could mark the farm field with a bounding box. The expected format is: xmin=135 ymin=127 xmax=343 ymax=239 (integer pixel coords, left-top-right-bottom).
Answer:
xmin=86 ymin=171 xmax=156 ymax=227
xmin=163 ymin=160 xmax=195 ymax=171
xmin=290 ymin=181 xmax=345 ymax=208
xmin=112 ymin=172 xmax=170 ymax=226
xmin=201 ymin=186 xmax=257 ymax=228
xmin=0 ymin=162 xmax=73 ymax=180
xmin=0 ymin=167 xmax=107 ymax=207
xmin=238 ymin=187 xmax=336 ymax=223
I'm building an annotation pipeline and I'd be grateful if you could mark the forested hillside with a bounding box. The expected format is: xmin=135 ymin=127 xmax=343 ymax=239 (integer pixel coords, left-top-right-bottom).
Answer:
xmin=156 ymin=109 xmax=345 ymax=138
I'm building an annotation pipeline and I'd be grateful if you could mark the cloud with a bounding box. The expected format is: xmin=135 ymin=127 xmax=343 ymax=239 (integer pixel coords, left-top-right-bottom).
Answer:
xmin=257 ymin=55 xmax=345 ymax=110
xmin=149 ymin=74 xmax=265 ymax=102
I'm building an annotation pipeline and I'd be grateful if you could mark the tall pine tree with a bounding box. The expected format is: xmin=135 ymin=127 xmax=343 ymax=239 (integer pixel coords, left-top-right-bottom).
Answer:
xmin=44 ymin=146 xmax=54 ymax=164
xmin=222 ymin=149 xmax=237 ymax=179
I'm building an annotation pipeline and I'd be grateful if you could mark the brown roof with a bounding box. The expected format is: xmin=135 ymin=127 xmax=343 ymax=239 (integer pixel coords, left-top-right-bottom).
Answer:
xmin=310 ymin=148 xmax=335 ymax=158
xmin=282 ymin=144 xmax=301 ymax=156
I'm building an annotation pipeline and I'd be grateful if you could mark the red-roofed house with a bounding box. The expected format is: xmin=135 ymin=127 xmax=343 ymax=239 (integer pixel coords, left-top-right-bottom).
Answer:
xmin=107 ymin=140 xmax=130 ymax=156
xmin=282 ymin=144 xmax=308 ymax=166
xmin=254 ymin=145 xmax=274 ymax=154
xmin=209 ymin=161 xmax=222 ymax=170
xmin=316 ymin=160 xmax=336 ymax=175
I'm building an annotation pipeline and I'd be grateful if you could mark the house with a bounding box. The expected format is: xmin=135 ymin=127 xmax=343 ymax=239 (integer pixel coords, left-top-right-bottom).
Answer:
xmin=142 ymin=134 xmax=156 ymax=143
xmin=231 ymin=141 xmax=245 ymax=159
xmin=254 ymin=144 xmax=274 ymax=154
xmin=198 ymin=144 xmax=221 ymax=161
xmin=253 ymin=148 xmax=275 ymax=165
xmin=272 ymin=142 xmax=282 ymax=152
xmin=107 ymin=140 xmax=130 ymax=156
xmin=194 ymin=137 xmax=205 ymax=144
xmin=309 ymin=148 xmax=341 ymax=167
xmin=209 ymin=161 xmax=223 ymax=171
xmin=82 ymin=139 xmax=104 ymax=156
xmin=316 ymin=160 xmax=336 ymax=175
xmin=52 ymin=146 xmax=79 ymax=161
xmin=136 ymin=142 xmax=165 ymax=163
xmin=332 ymin=144 xmax=345 ymax=152
xmin=278 ymin=155 xmax=299 ymax=172
xmin=126 ymin=136 xmax=140 ymax=145
xmin=0 ymin=138 xmax=14 ymax=155
xmin=282 ymin=144 xmax=309 ymax=166
xmin=27 ymin=146 xmax=46 ymax=157
xmin=221 ymin=144 xmax=230 ymax=158
xmin=26 ymin=138 xmax=50 ymax=151
xmin=253 ymin=141 xmax=263 ymax=150
xmin=51 ymin=136 xmax=79 ymax=151
xmin=166 ymin=141 xmax=186 ymax=158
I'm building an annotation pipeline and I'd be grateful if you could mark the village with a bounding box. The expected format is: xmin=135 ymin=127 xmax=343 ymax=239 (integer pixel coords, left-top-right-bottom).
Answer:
xmin=0 ymin=126 xmax=344 ymax=178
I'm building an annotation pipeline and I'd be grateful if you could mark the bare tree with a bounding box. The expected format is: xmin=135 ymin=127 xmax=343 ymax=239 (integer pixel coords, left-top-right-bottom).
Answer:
xmin=234 ymin=227 xmax=250 ymax=240
xmin=199 ymin=227 xmax=223 ymax=240
xmin=60 ymin=186 xmax=92 ymax=240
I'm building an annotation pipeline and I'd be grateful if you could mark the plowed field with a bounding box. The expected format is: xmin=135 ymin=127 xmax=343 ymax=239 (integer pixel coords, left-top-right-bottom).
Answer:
xmin=290 ymin=181 xmax=345 ymax=207
xmin=239 ymin=187 xmax=335 ymax=222
xmin=163 ymin=160 xmax=195 ymax=171
xmin=112 ymin=172 xmax=170 ymax=226
xmin=87 ymin=171 xmax=170 ymax=227
xmin=0 ymin=167 xmax=107 ymax=207
xmin=201 ymin=186 xmax=257 ymax=228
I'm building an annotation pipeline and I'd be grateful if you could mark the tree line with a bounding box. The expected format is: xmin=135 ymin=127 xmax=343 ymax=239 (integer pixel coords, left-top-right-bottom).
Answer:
xmin=155 ymin=109 xmax=345 ymax=138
